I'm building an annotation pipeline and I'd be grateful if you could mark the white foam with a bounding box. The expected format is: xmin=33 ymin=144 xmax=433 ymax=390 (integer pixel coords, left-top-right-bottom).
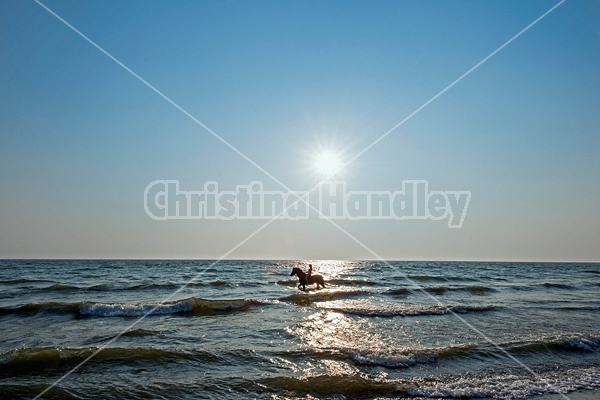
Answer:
xmin=80 ymin=299 xmax=193 ymax=317
xmin=351 ymin=349 xmax=436 ymax=368
xmin=407 ymin=367 xmax=600 ymax=399
xmin=562 ymin=337 xmax=599 ymax=351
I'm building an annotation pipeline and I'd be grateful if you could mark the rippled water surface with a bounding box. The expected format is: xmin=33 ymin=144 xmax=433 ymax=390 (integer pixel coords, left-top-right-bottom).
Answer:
xmin=0 ymin=260 xmax=599 ymax=399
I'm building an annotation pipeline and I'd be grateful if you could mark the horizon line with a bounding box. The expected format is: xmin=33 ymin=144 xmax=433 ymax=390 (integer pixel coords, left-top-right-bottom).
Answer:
xmin=0 ymin=257 xmax=598 ymax=264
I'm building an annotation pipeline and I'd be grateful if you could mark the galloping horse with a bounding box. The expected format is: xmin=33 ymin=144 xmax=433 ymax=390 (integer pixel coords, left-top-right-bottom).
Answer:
xmin=290 ymin=267 xmax=326 ymax=291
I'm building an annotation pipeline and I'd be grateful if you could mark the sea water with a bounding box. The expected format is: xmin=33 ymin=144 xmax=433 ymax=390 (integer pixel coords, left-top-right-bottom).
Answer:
xmin=0 ymin=260 xmax=598 ymax=399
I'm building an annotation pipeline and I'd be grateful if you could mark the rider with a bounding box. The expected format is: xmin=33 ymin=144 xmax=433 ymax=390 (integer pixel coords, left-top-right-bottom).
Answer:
xmin=307 ymin=264 xmax=313 ymax=282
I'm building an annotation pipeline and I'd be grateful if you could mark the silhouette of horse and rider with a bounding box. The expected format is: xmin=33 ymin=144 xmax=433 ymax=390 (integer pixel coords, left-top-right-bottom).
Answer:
xmin=290 ymin=264 xmax=326 ymax=291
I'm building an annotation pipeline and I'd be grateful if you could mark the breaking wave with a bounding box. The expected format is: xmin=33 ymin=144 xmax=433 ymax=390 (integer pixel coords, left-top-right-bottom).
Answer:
xmin=262 ymin=366 xmax=600 ymax=398
xmin=0 ymin=297 xmax=261 ymax=317
xmin=349 ymin=343 xmax=476 ymax=368
xmin=278 ymin=343 xmax=477 ymax=369
xmin=81 ymin=297 xmax=261 ymax=317
xmin=279 ymin=289 xmax=366 ymax=305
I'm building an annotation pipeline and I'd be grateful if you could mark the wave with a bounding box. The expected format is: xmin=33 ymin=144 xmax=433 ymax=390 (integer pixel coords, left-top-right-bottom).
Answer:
xmin=464 ymin=285 xmax=494 ymax=293
xmin=406 ymin=275 xmax=479 ymax=282
xmin=82 ymin=297 xmax=261 ymax=317
xmin=279 ymin=335 xmax=600 ymax=370
xmin=479 ymin=275 xmax=509 ymax=281
xmin=26 ymin=283 xmax=115 ymax=292
xmin=385 ymin=288 xmax=411 ymax=296
xmin=349 ymin=343 xmax=476 ymax=368
xmin=278 ymin=343 xmax=476 ymax=369
xmin=509 ymin=282 xmax=579 ymax=291
xmin=0 ymin=301 xmax=81 ymax=316
xmin=320 ymin=302 xmax=497 ymax=318
xmin=546 ymin=305 xmax=600 ymax=311
xmin=121 ymin=328 xmax=160 ymax=337
xmin=421 ymin=285 xmax=495 ymax=295
xmin=262 ymin=375 xmax=400 ymax=396
xmin=0 ymin=346 xmax=218 ymax=373
xmin=86 ymin=328 xmax=170 ymax=345
xmin=279 ymin=289 xmax=365 ymax=305
xmin=510 ymin=284 xmax=538 ymax=291
xmin=262 ymin=366 xmax=600 ymax=398
xmin=405 ymin=275 xmax=449 ymax=282
xmin=542 ymin=282 xmax=575 ymax=289
xmin=80 ymin=300 xmax=193 ymax=317
xmin=0 ymin=297 xmax=261 ymax=317
xmin=92 ymin=328 xmax=162 ymax=342
xmin=40 ymin=283 xmax=82 ymax=291
xmin=129 ymin=280 xmax=229 ymax=290
xmin=278 ymin=278 xmax=377 ymax=287
xmin=277 ymin=279 xmax=299 ymax=285
xmin=0 ymin=384 xmax=77 ymax=399
xmin=328 ymin=278 xmax=379 ymax=286
xmin=501 ymin=334 xmax=600 ymax=354
xmin=35 ymin=280 xmax=231 ymax=292
xmin=407 ymin=366 xmax=600 ymax=399
xmin=0 ymin=278 xmax=53 ymax=284
xmin=384 ymin=285 xmax=495 ymax=296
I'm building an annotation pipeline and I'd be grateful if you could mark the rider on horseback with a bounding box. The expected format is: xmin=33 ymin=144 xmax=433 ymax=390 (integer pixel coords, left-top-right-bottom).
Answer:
xmin=290 ymin=265 xmax=325 ymax=290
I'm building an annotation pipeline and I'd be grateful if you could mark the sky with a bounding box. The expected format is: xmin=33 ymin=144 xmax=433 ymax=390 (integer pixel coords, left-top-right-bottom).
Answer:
xmin=0 ymin=0 xmax=599 ymax=261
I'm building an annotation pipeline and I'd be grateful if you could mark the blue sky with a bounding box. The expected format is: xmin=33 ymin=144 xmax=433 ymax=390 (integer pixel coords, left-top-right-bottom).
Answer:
xmin=1 ymin=0 xmax=599 ymax=260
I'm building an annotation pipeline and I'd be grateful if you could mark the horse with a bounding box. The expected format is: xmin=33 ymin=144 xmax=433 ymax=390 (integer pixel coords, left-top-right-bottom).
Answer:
xmin=290 ymin=267 xmax=326 ymax=291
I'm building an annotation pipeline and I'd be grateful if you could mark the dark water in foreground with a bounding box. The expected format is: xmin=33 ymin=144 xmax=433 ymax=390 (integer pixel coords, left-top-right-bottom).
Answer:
xmin=0 ymin=260 xmax=598 ymax=399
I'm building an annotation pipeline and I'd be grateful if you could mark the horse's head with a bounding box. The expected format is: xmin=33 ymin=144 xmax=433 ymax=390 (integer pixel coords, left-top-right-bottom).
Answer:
xmin=290 ymin=267 xmax=299 ymax=276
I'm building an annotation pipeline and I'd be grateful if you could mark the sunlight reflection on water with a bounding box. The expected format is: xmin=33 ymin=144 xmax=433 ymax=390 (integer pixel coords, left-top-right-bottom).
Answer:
xmin=303 ymin=260 xmax=358 ymax=279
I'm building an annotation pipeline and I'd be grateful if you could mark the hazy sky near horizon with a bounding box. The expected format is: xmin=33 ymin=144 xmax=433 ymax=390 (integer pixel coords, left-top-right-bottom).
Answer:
xmin=1 ymin=0 xmax=599 ymax=261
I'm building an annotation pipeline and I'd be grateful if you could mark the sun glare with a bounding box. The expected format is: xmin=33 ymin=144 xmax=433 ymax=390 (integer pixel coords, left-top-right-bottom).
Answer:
xmin=314 ymin=151 xmax=342 ymax=178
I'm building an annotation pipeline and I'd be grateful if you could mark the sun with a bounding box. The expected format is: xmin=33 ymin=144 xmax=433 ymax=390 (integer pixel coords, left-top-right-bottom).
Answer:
xmin=314 ymin=151 xmax=342 ymax=178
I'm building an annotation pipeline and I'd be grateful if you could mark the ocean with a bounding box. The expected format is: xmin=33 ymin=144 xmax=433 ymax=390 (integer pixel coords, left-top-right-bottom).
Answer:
xmin=0 ymin=260 xmax=598 ymax=399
